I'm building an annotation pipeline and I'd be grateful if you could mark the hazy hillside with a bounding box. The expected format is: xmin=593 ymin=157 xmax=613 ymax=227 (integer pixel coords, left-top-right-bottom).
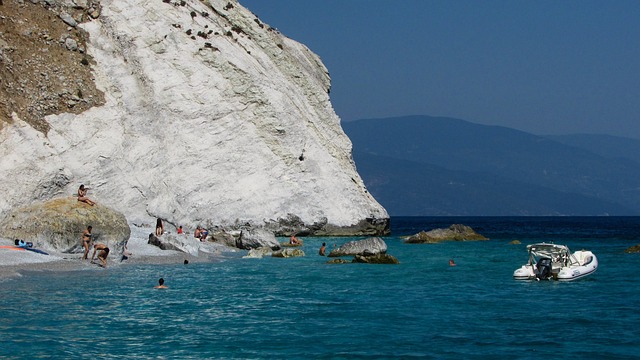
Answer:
xmin=547 ymin=134 xmax=640 ymax=165
xmin=343 ymin=115 xmax=640 ymax=216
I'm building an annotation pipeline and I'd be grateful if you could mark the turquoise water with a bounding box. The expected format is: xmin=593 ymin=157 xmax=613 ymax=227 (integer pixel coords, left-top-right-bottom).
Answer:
xmin=1 ymin=217 xmax=639 ymax=359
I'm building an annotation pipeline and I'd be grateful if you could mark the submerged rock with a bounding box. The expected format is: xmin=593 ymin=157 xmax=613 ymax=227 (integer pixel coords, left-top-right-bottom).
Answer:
xmin=625 ymin=244 xmax=640 ymax=253
xmin=326 ymin=258 xmax=350 ymax=264
xmin=243 ymin=247 xmax=273 ymax=258
xmin=272 ymin=248 xmax=305 ymax=258
xmin=404 ymin=224 xmax=488 ymax=244
xmin=328 ymin=237 xmax=387 ymax=257
xmin=353 ymin=253 xmax=399 ymax=264
xmin=0 ymin=197 xmax=130 ymax=254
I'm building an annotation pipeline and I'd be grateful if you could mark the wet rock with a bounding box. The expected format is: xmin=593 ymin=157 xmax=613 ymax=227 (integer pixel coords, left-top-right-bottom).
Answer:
xmin=405 ymin=224 xmax=488 ymax=244
xmin=326 ymin=258 xmax=350 ymax=264
xmin=328 ymin=237 xmax=387 ymax=257
xmin=624 ymin=244 xmax=640 ymax=253
xmin=353 ymin=253 xmax=399 ymax=264
xmin=243 ymin=247 xmax=272 ymax=258
xmin=272 ymin=248 xmax=304 ymax=258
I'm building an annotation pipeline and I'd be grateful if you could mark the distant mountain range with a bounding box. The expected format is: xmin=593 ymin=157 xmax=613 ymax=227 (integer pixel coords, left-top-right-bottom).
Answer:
xmin=342 ymin=115 xmax=640 ymax=216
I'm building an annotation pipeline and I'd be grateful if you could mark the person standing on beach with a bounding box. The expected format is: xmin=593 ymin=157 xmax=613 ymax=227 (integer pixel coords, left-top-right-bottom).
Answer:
xmin=81 ymin=226 xmax=93 ymax=260
xmin=77 ymin=184 xmax=96 ymax=206
xmin=155 ymin=218 xmax=164 ymax=236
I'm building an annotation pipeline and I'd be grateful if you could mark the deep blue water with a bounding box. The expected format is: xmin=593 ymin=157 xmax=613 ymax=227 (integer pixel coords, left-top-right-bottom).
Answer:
xmin=1 ymin=217 xmax=640 ymax=359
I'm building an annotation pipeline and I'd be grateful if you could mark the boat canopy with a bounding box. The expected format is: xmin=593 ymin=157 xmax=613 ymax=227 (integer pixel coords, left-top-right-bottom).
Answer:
xmin=526 ymin=243 xmax=576 ymax=266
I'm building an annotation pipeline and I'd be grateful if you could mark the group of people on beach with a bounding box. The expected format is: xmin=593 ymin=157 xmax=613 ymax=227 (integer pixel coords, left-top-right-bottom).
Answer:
xmin=77 ymin=185 xmax=110 ymax=267
xmin=156 ymin=218 xmax=208 ymax=242
xmin=81 ymin=225 xmax=110 ymax=267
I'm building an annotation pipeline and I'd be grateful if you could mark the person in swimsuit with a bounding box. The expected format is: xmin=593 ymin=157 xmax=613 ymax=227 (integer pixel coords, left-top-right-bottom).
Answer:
xmin=77 ymin=184 xmax=96 ymax=206
xmin=155 ymin=218 xmax=164 ymax=236
xmin=154 ymin=278 xmax=168 ymax=289
xmin=91 ymin=243 xmax=110 ymax=267
xmin=81 ymin=226 xmax=93 ymax=260
xmin=319 ymin=242 xmax=326 ymax=256
xmin=289 ymin=234 xmax=301 ymax=245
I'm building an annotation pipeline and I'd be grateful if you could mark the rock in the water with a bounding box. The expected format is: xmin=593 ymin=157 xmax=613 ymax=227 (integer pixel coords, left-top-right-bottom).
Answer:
xmin=272 ymin=248 xmax=305 ymax=258
xmin=0 ymin=197 xmax=130 ymax=253
xmin=243 ymin=247 xmax=273 ymax=258
xmin=236 ymin=228 xmax=280 ymax=250
xmin=328 ymin=237 xmax=387 ymax=257
xmin=353 ymin=253 xmax=399 ymax=264
xmin=404 ymin=224 xmax=488 ymax=244
xmin=509 ymin=240 xmax=521 ymax=245
xmin=625 ymin=244 xmax=640 ymax=253
xmin=148 ymin=233 xmax=200 ymax=255
xmin=326 ymin=258 xmax=350 ymax=264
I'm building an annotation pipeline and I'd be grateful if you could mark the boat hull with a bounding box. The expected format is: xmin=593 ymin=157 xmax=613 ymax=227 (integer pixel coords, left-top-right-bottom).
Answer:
xmin=513 ymin=247 xmax=598 ymax=281
xmin=557 ymin=251 xmax=598 ymax=281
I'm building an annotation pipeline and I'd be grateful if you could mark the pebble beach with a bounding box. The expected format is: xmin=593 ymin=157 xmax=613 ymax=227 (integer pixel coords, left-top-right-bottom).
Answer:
xmin=0 ymin=224 xmax=235 ymax=279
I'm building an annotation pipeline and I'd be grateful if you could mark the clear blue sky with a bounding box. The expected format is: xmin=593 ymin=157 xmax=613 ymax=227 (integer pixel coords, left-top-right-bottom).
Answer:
xmin=240 ymin=1 xmax=640 ymax=139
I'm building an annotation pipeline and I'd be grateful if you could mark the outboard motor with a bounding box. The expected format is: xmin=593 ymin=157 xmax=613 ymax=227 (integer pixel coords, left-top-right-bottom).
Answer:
xmin=536 ymin=258 xmax=552 ymax=280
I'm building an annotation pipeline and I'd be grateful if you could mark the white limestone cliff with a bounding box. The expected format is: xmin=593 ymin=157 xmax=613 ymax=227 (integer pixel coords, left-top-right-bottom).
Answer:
xmin=0 ymin=0 xmax=388 ymax=234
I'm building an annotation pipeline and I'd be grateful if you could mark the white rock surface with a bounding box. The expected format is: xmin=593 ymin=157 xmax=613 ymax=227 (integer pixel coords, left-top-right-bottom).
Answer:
xmin=0 ymin=0 xmax=387 ymax=234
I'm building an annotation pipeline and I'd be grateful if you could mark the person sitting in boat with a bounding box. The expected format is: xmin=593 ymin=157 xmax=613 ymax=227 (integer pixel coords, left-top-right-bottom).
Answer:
xmin=77 ymin=184 xmax=96 ymax=206
xmin=289 ymin=234 xmax=301 ymax=245
xmin=91 ymin=243 xmax=110 ymax=267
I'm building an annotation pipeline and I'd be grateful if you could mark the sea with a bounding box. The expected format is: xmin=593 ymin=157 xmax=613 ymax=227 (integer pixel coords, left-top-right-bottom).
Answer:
xmin=1 ymin=216 xmax=639 ymax=359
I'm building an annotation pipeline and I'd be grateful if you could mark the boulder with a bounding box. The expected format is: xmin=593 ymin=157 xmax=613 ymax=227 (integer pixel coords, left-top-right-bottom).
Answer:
xmin=353 ymin=253 xmax=399 ymax=264
xmin=624 ymin=244 xmax=640 ymax=253
xmin=243 ymin=247 xmax=273 ymax=258
xmin=509 ymin=240 xmax=521 ymax=245
xmin=404 ymin=224 xmax=488 ymax=244
xmin=0 ymin=197 xmax=130 ymax=254
xmin=328 ymin=237 xmax=387 ymax=257
xmin=272 ymin=248 xmax=305 ymax=258
xmin=326 ymin=258 xmax=350 ymax=264
xmin=236 ymin=228 xmax=281 ymax=250
xmin=148 ymin=233 xmax=200 ymax=256
xmin=209 ymin=229 xmax=241 ymax=248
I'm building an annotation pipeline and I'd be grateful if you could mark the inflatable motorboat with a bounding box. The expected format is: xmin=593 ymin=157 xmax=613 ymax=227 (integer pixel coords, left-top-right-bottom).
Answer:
xmin=513 ymin=243 xmax=597 ymax=281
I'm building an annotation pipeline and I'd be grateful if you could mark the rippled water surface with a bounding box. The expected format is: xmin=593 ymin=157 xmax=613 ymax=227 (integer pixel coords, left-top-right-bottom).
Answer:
xmin=1 ymin=217 xmax=639 ymax=359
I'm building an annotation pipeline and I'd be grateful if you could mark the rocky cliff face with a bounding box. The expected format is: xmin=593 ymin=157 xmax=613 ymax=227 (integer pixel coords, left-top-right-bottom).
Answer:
xmin=0 ymin=0 xmax=389 ymax=235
